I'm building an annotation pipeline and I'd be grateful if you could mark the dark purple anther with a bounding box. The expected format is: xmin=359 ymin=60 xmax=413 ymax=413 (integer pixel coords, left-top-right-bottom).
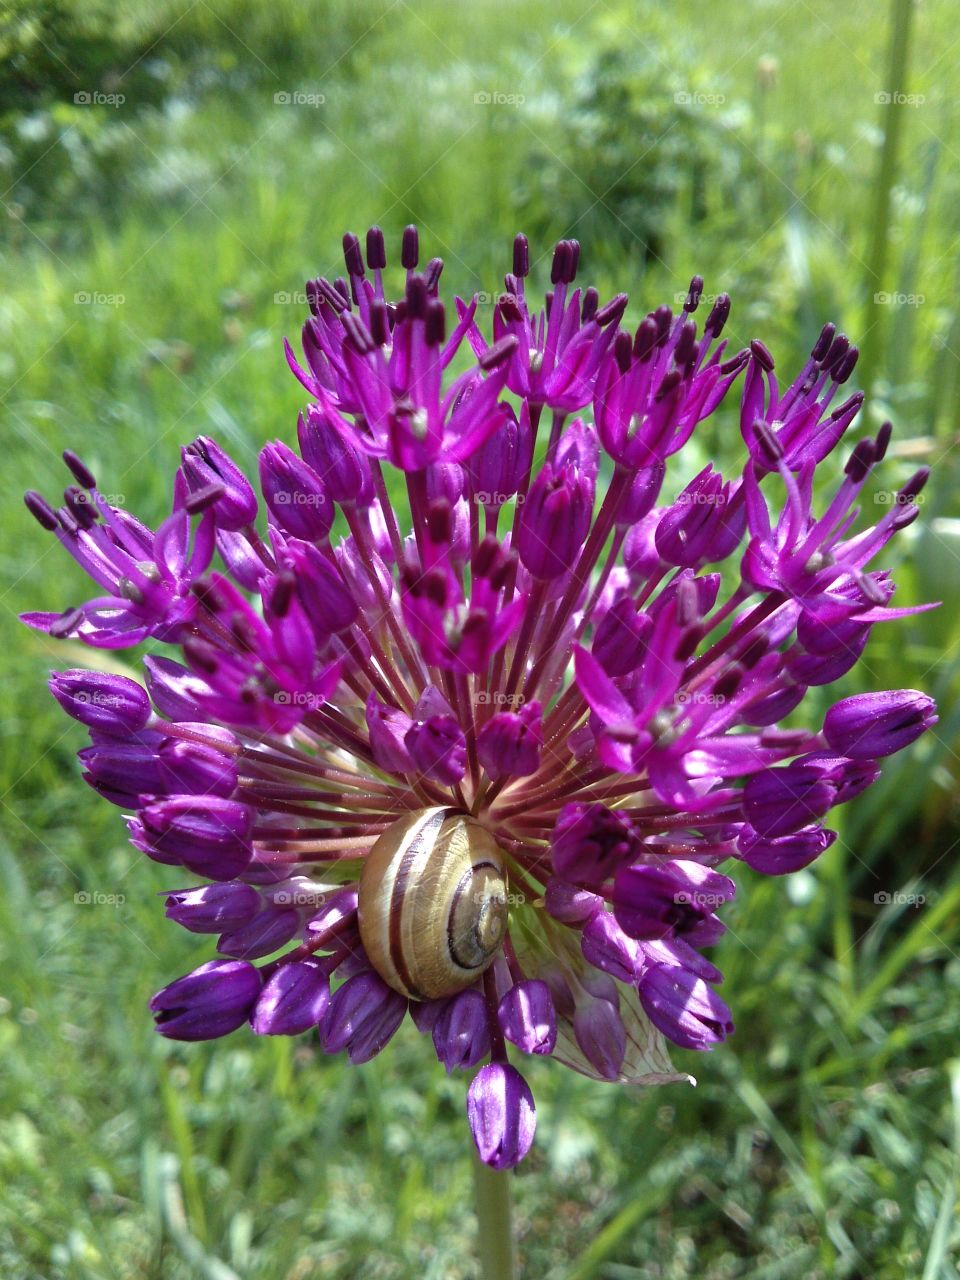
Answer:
xmin=633 ymin=316 xmax=658 ymax=361
xmin=811 ymin=322 xmax=836 ymax=362
xmin=704 ymin=293 xmax=730 ymax=337
xmin=749 ymin=338 xmax=775 ymax=371
xmin=822 ymin=332 xmax=849 ymax=374
xmin=674 ymin=319 xmax=697 ymax=368
xmin=833 ymin=345 xmax=859 ymax=383
xmin=581 ymin=286 xmax=599 ymax=322
xmin=365 ymin=225 xmax=386 ymax=270
xmin=874 ymin=421 xmax=893 ymax=462
xmin=614 ymin=330 xmax=632 ymax=373
xmin=753 ymin=420 xmax=784 ymax=464
xmin=424 ymin=257 xmax=444 ymax=291
xmin=513 ymin=232 xmax=529 ymax=278
xmin=63 ymin=449 xmax=97 ymax=489
xmin=342 ymin=232 xmax=364 ymax=277
xmin=24 ymin=490 xmax=59 ymax=530
xmin=684 ymin=275 xmax=704 ymax=312
xmin=595 ymin=293 xmax=629 ymax=328
xmin=401 ymin=224 xmax=419 ymax=269
xmin=897 ymin=467 xmax=929 ymax=504
xmin=64 ymin=486 xmax=97 ymax=530
xmin=478 ymin=334 xmax=518 ymax=371
xmin=425 ymin=298 xmax=446 ymax=346
xmin=844 ymin=438 xmax=876 ymax=482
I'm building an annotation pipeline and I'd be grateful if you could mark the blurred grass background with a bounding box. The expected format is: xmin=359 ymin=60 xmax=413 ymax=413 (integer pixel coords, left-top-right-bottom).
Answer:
xmin=2 ymin=0 xmax=960 ymax=1276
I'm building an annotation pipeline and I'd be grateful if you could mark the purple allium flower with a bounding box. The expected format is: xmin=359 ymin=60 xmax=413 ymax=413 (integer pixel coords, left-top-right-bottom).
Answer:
xmin=23 ymin=228 xmax=937 ymax=1168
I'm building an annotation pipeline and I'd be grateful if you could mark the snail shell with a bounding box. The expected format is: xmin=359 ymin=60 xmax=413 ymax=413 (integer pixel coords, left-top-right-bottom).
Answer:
xmin=357 ymin=807 xmax=509 ymax=1000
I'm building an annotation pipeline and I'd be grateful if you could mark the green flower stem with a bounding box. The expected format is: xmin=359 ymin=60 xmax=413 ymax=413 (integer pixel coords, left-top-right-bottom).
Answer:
xmin=472 ymin=1151 xmax=515 ymax=1280
xmin=860 ymin=0 xmax=916 ymax=392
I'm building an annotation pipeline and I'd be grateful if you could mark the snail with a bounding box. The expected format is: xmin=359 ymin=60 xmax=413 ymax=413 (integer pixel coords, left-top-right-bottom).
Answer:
xmin=357 ymin=807 xmax=509 ymax=1000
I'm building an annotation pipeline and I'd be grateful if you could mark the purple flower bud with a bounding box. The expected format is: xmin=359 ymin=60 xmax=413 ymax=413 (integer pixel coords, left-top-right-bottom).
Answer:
xmin=623 ymin=509 xmax=662 ymax=580
xmin=298 ymin=407 xmax=372 ymax=505
xmin=555 ymin=417 xmax=600 ymax=484
xmin=80 ymin=734 xmax=165 ymax=804
xmin=476 ymin=701 xmax=542 ymax=777
xmin=463 ymin=404 xmax=533 ymax=506
xmin=737 ymin=824 xmax=837 ymax=875
xmin=282 ymin=539 xmax=358 ymax=636
xmin=516 ymin=462 xmax=593 ymax=580
xmin=655 ymin=466 xmax=745 ymax=568
xmin=259 ymin=441 xmax=333 ymax=541
xmin=217 ymin=526 xmax=269 ymax=591
xmin=543 ymin=877 xmax=604 ymax=925
xmin=150 ymin=958 xmax=261 ymax=1041
xmin=320 ymin=970 xmax=407 ymax=1063
xmin=637 ymin=964 xmax=733 ymax=1050
xmin=573 ymin=992 xmax=626 ymax=1080
xmin=181 ymin=437 xmax=258 ymax=531
xmin=467 ymin=1062 xmax=537 ymax=1170
xmin=432 ymin=989 xmax=490 ymax=1072
xmin=165 ymin=881 xmax=261 ymax=933
xmin=551 ymin=803 xmax=639 ymax=888
xmin=157 ymin=733 xmax=238 ymax=797
xmin=251 ymin=957 xmax=330 ymax=1035
xmin=742 ymin=759 xmax=842 ymax=839
xmin=143 ymin=656 xmax=213 ymax=721
xmin=366 ymin=692 xmax=414 ymax=774
xmin=592 ymin=598 xmax=652 ymax=676
xmin=306 ymin=886 xmax=360 ymax=948
xmin=138 ymin=796 xmax=254 ymax=880
xmin=50 ymin=669 xmax=151 ymax=733
xmin=497 ymin=980 xmax=557 ymax=1054
xmin=405 ymin=693 xmax=467 ymax=785
xmin=335 ymin=537 xmax=393 ymax=613
xmin=216 ymin=903 xmax=300 ymax=960
xmin=617 ymin=462 xmax=665 ymax=526
xmin=823 ymin=690 xmax=936 ymax=760
xmin=581 ymin=910 xmax=644 ymax=982
xmin=613 ymin=860 xmax=735 ymax=941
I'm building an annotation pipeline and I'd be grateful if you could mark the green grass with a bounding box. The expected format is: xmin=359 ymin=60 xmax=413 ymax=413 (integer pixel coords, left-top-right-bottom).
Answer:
xmin=2 ymin=0 xmax=960 ymax=1276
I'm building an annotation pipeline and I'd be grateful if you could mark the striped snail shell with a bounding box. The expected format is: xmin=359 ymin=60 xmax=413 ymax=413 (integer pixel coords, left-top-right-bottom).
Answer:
xmin=357 ymin=807 xmax=509 ymax=1000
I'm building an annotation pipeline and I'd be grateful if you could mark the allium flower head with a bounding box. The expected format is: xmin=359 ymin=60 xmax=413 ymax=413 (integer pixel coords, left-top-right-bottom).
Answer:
xmin=24 ymin=228 xmax=937 ymax=1168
